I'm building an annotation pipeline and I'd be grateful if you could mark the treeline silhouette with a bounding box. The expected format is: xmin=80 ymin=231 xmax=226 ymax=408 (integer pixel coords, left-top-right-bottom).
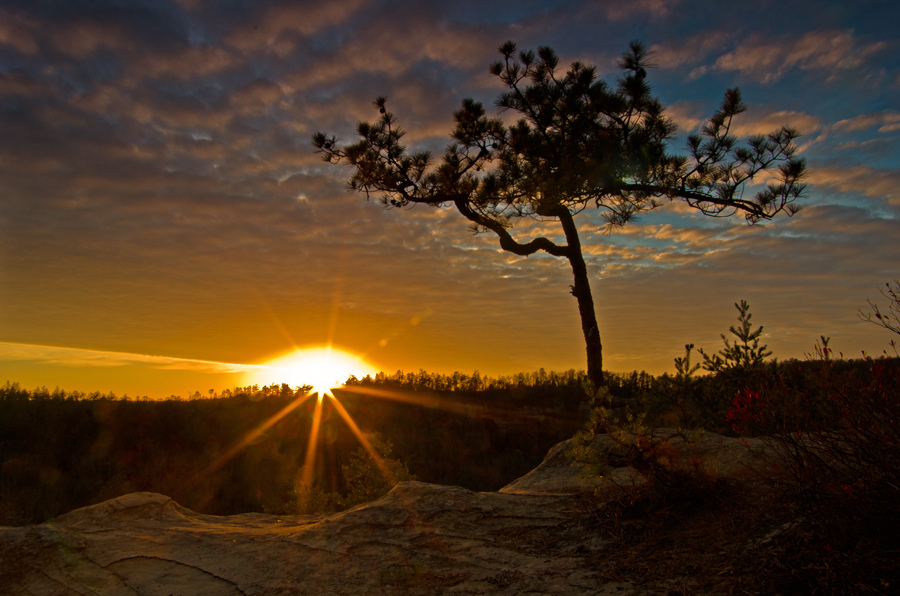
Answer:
xmin=3 ymin=356 xmax=895 ymax=526
xmin=0 ymin=371 xmax=592 ymax=526
xmin=347 ymin=367 xmax=657 ymax=405
xmin=350 ymin=367 xmax=585 ymax=392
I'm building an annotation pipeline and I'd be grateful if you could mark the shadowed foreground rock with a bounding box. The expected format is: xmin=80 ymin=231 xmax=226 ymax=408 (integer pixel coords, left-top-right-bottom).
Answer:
xmin=0 ymin=432 xmax=772 ymax=595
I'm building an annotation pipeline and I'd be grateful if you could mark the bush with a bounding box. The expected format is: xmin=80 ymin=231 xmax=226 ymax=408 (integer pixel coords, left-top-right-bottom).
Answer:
xmin=341 ymin=433 xmax=416 ymax=508
xmin=605 ymin=301 xmax=776 ymax=432
xmin=571 ymin=288 xmax=900 ymax=593
xmin=279 ymin=433 xmax=416 ymax=515
xmin=570 ymin=386 xmax=718 ymax=503
xmin=574 ymin=352 xmax=900 ymax=594
xmin=762 ymin=356 xmax=900 ymax=508
xmin=744 ymin=354 xmax=900 ymax=593
xmin=715 ymin=300 xmax=900 ymax=595
xmin=288 ymin=484 xmax=342 ymax=515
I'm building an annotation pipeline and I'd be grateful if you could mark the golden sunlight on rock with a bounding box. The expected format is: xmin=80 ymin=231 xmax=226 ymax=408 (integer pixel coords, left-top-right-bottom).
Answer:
xmin=250 ymin=347 xmax=376 ymax=395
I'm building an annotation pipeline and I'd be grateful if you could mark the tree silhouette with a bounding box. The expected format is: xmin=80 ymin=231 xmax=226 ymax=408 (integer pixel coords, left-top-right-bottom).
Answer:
xmin=313 ymin=41 xmax=806 ymax=388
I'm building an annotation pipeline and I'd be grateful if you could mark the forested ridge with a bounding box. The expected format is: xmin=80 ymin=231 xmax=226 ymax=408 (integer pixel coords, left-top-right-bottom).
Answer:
xmin=3 ymin=353 xmax=897 ymax=529
xmin=0 ymin=371 xmax=588 ymax=525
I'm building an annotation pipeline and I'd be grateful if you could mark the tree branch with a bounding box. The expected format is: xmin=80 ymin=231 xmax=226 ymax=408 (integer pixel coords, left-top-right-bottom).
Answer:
xmin=453 ymin=198 xmax=570 ymax=257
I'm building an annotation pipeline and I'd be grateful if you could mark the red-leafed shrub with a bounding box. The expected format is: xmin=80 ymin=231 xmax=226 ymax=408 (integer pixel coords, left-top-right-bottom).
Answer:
xmin=729 ymin=352 xmax=900 ymax=594
xmin=724 ymin=388 xmax=766 ymax=434
xmin=766 ymin=355 xmax=900 ymax=510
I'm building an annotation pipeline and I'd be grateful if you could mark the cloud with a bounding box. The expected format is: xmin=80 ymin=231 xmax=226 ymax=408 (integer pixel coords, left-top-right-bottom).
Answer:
xmin=805 ymin=165 xmax=900 ymax=206
xmin=0 ymin=342 xmax=256 ymax=374
xmin=831 ymin=110 xmax=900 ymax=134
xmin=581 ymin=0 xmax=684 ymax=21
xmin=711 ymin=30 xmax=888 ymax=83
xmin=280 ymin=9 xmax=493 ymax=94
xmin=50 ymin=19 xmax=136 ymax=58
xmin=594 ymin=199 xmax=900 ymax=369
xmin=173 ymin=0 xmax=203 ymax=12
xmin=664 ymin=101 xmax=706 ymax=134
xmin=229 ymin=78 xmax=287 ymax=111
xmin=582 ymin=215 xmax=747 ymax=275
xmin=668 ymin=101 xmax=822 ymax=138
xmin=0 ymin=69 xmax=47 ymax=97
xmin=653 ymin=29 xmax=889 ymax=84
xmin=650 ymin=32 xmax=729 ymax=70
xmin=0 ymin=8 xmax=40 ymax=55
xmin=128 ymin=44 xmax=239 ymax=83
xmin=224 ymin=0 xmax=370 ymax=56
xmin=782 ymin=107 xmax=900 ymax=157
xmin=646 ymin=223 xmax=725 ymax=246
xmin=729 ymin=107 xmax=823 ymax=138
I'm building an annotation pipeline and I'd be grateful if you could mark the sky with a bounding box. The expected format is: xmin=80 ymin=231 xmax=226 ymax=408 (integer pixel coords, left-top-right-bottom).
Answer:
xmin=1 ymin=0 xmax=898 ymax=398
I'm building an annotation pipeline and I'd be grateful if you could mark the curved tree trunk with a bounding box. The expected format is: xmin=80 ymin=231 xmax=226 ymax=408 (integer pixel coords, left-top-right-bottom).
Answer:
xmin=454 ymin=197 xmax=605 ymax=388
xmin=569 ymin=254 xmax=603 ymax=389
xmin=557 ymin=210 xmax=603 ymax=388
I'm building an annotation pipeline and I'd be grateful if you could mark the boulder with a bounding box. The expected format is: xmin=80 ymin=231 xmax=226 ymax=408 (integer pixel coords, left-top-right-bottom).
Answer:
xmin=0 ymin=431 xmax=775 ymax=595
xmin=501 ymin=430 xmax=772 ymax=494
xmin=0 ymin=487 xmax=611 ymax=596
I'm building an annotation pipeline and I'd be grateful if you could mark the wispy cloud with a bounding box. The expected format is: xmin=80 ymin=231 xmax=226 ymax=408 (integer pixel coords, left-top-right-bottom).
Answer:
xmin=49 ymin=18 xmax=137 ymax=59
xmin=0 ymin=342 xmax=258 ymax=374
xmin=224 ymin=0 xmax=370 ymax=56
xmin=728 ymin=108 xmax=823 ymax=138
xmin=650 ymin=32 xmax=730 ymax=70
xmin=807 ymin=165 xmax=900 ymax=206
xmin=599 ymin=0 xmax=684 ymax=21
xmin=0 ymin=8 xmax=40 ymax=55
xmin=654 ymin=28 xmax=889 ymax=84
xmin=707 ymin=30 xmax=888 ymax=83
xmin=831 ymin=110 xmax=900 ymax=134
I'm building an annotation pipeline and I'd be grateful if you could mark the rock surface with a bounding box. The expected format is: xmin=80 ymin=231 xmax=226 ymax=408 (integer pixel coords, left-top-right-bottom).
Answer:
xmin=0 ymin=432 xmax=774 ymax=595
xmin=502 ymin=428 xmax=770 ymax=494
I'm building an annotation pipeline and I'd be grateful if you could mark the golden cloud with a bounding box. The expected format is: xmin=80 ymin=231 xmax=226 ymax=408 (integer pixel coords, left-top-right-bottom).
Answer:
xmin=807 ymin=165 xmax=900 ymax=205
xmin=831 ymin=110 xmax=900 ymax=134
xmin=0 ymin=342 xmax=255 ymax=374
xmin=728 ymin=108 xmax=823 ymax=137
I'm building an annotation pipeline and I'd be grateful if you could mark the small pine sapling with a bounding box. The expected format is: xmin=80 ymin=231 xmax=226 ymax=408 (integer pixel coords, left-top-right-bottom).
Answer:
xmin=673 ymin=343 xmax=701 ymax=423
xmin=700 ymin=300 xmax=772 ymax=373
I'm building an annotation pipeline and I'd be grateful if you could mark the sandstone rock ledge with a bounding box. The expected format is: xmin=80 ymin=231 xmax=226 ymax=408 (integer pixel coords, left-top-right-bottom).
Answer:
xmin=0 ymin=433 xmax=773 ymax=596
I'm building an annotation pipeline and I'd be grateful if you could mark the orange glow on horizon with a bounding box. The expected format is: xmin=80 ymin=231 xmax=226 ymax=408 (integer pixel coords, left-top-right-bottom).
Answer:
xmin=249 ymin=346 xmax=377 ymax=397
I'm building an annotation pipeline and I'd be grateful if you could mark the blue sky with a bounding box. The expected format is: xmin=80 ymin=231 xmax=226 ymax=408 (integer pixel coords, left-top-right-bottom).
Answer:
xmin=1 ymin=0 xmax=898 ymax=397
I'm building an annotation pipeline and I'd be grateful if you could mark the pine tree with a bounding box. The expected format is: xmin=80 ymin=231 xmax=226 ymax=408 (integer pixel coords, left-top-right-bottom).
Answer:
xmin=700 ymin=300 xmax=772 ymax=373
xmin=314 ymin=42 xmax=805 ymax=388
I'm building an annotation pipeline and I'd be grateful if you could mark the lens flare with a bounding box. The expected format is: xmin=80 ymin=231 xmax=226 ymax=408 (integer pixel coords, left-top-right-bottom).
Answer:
xmin=185 ymin=364 xmax=558 ymax=517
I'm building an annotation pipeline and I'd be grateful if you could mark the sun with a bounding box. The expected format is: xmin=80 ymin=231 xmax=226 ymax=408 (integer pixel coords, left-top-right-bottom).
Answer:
xmin=255 ymin=347 xmax=376 ymax=396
